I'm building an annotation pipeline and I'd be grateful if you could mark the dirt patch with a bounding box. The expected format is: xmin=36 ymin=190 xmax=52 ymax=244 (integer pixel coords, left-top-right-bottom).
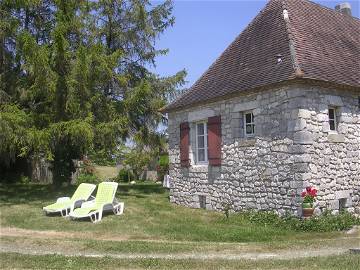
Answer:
xmin=0 ymin=227 xmax=131 ymax=241
xmin=1 ymin=227 xmax=359 ymax=260
xmin=0 ymin=244 xmax=354 ymax=261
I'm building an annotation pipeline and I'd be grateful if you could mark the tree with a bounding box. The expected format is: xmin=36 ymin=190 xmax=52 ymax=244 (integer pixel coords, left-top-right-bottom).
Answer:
xmin=0 ymin=0 xmax=185 ymax=184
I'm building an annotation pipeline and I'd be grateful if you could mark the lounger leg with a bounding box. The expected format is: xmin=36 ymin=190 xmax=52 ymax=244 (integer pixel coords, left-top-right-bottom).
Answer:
xmin=90 ymin=212 xmax=100 ymax=223
xmin=60 ymin=208 xmax=69 ymax=217
xmin=90 ymin=213 xmax=95 ymax=223
xmin=113 ymin=203 xmax=124 ymax=215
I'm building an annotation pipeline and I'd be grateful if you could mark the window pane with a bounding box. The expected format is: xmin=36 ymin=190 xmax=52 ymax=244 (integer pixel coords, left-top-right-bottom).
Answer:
xmin=246 ymin=124 xmax=253 ymax=134
xmin=198 ymin=135 xmax=205 ymax=148
xmin=245 ymin=113 xmax=252 ymax=123
xmin=328 ymin=109 xmax=335 ymax=120
xmin=197 ymin=123 xmax=204 ymax=135
xmin=198 ymin=149 xmax=205 ymax=162
xmin=329 ymin=120 xmax=335 ymax=131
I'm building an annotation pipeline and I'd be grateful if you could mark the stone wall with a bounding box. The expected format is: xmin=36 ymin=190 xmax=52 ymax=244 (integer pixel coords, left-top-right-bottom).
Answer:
xmin=294 ymin=88 xmax=360 ymax=215
xmin=167 ymin=83 xmax=360 ymax=215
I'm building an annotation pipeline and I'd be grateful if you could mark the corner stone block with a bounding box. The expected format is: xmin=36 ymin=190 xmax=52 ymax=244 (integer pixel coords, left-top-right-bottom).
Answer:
xmin=293 ymin=118 xmax=307 ymax=131
xmin=293 ymin=131 xmax=314 ymax=145
xmin=298 ymin=109 xmax=311 ymax=119
xmin=328 ymin=133 xmax=345 ymax=143
xmin=335 ymin=190 xmax=351 ymax=199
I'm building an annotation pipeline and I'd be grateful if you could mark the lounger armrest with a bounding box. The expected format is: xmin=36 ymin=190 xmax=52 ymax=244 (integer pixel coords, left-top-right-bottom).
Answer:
xmin=56 ymin=197 xmax=71 ymax=203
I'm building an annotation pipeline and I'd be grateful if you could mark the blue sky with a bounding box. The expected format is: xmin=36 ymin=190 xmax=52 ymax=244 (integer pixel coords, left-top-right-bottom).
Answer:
xmin=151 ymin=0 xmax=360 ymax=88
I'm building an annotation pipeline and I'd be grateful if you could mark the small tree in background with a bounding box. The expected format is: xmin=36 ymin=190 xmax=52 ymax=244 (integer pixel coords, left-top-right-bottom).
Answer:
xmin=157 ymin=154 xmax=169 ymax=181
xmin=122 ymin=147 xmax=153 ymax=181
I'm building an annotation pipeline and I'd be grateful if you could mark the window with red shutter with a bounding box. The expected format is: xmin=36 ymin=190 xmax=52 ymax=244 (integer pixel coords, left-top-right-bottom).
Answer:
xmin=207 ymin=115 xmax=221 ymax=166
xmin=195 ymin=122 xmax=208 ymax=164
xmin=180 ymin=122 xmax=190 ymax=167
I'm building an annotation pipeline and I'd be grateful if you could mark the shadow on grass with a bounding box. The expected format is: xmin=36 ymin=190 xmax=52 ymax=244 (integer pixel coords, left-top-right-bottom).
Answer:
xmin=0 ymin=182 xmax=166 ymax=205
xmin=0 ymin=184 xmax=76 ymax=205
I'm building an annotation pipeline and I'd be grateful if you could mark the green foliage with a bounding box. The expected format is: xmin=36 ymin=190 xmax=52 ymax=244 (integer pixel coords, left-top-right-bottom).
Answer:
xmin=158 ymin=155 xmax=169 ymax=169
xmin=122 ymin=148 xmax=153 ymax=181
xmin=117 ymin=168 xmax=134 ymax=183
xmin=76 ymin=173 xmax=99 ymax=185
xmin=222 ymin=202 xmax=232 ymax=219
xmin=0 ymin=0 xmax=185 ymax=184
xmin=243 ymin=210 xmax=360 ymax=232
xmin=88 ymin=149 xmax=117 ymax=166
xmin=156 ymin=154 xmax=169 ymax=181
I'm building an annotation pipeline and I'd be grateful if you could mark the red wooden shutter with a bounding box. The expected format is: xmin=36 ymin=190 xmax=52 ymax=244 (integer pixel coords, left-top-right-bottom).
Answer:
xmin=180 ymin=122 xmax=190 ymax=167
xmin=208 ymin=115 xmax=222 ymax=166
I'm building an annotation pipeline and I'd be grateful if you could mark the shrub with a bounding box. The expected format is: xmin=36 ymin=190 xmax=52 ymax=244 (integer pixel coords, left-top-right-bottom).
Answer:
xmin=241 ymin=210 xmax=360 ymax=232
xmin=76 ymin=173 xmax=98 ymax=185
xmin=117 ymin=168 xmax=134 ymax=182
xmin=156 ymin=154 xmax=169 ymax=181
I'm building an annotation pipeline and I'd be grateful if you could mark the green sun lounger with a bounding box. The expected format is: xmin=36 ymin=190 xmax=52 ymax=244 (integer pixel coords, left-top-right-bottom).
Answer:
xmin=69 ymin=182 xmax=124 ymax=223
xmin=43 ymin=183 xmax=96 ymax=217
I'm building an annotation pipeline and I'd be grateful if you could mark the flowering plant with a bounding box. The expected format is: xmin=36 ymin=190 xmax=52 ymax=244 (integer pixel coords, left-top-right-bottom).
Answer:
xmin=301 ymin=187 xmax=317 ymax=204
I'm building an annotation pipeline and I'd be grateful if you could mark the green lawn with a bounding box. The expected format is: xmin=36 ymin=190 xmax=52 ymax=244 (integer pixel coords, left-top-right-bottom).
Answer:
xmin=1 ymin=253 xmax=359 ymax=270
xmin=0 ymin=182 xmax=359 ymax=269
xmin=0 ymin=182 xmax=344 ymax=243
xmin=0 ymin=182 xmax=354 ymax=243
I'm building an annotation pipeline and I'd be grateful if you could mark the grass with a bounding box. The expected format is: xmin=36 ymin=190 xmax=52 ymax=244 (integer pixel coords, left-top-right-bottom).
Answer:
xmin=1 ymin=253 xmax=359 ymax=270
xmin=93 ymin=165 xmax=119 ymax=180
xmin=0 ymin=182 xmax=350 ymax=243
xmin=0 ymin=182 xmax=346 ymax=243
xmin=4 ymin=235 xmax=357 ymax=255
xmin=0 ymin=181 xmax=359 ymax=269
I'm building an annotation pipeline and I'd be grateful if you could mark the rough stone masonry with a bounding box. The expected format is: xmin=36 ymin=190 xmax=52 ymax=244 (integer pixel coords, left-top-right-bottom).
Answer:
xmin=167 ymin=84 xmax=360 ymax=216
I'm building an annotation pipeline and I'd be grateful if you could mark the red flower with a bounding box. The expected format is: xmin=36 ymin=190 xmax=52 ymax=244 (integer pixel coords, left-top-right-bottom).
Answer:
xmin=310 ymin=189 xmax=317 ymax=197
xmin=306 ymin=187 xmax=312 ymax=193
xmin=301 ymin=191 xmax=306 ymax=197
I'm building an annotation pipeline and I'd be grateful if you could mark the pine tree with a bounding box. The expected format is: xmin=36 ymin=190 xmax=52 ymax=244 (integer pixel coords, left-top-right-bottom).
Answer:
xmin=0 ymin=0 xmax=184 ymax=184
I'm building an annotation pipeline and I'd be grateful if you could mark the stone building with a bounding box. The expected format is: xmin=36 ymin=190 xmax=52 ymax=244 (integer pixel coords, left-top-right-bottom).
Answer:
xmin=162 ymin=0 xmax=360 ymax=216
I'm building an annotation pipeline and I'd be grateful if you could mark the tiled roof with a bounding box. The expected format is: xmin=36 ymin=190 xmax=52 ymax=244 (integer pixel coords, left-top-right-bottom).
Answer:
xmin=164 ymin=0 xmax=360 ymax=112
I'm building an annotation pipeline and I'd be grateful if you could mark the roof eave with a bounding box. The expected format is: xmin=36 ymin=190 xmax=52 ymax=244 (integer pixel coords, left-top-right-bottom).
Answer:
xmin=162 ymin=78 xmax=360 ymax=113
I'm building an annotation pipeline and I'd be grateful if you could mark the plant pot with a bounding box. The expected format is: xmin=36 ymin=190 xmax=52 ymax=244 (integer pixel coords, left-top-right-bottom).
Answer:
xmin=302 ymin=204 xmax=314 ymax=218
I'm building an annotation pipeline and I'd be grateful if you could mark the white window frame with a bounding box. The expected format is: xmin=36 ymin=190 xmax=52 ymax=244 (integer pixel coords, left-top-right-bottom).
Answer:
xmin=195 ymin=121 xmax=208 ymax=164
xmin=328 ymin=107 xmax=337 ymax=132
xmin=244 ymin=111 xmax=255 ymax=137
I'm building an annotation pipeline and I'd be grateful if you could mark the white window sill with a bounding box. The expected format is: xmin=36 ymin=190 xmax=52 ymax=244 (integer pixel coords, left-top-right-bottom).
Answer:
xmin=193 ymin=163 xmax=209 ymax=167
xmin=190 ymin=164 xmax=209 ymax=172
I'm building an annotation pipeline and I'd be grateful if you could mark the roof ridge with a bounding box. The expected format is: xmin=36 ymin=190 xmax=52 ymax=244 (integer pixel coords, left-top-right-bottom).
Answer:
xmin=281 ymin=0 xmax=304 ymax=78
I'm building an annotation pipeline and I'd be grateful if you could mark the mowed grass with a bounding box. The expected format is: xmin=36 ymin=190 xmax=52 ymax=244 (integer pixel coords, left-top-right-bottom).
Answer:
xmin=1 ymin=253 xmax=359 ymax=270
xmin=0 ymin=182 xmax=344 ymax=243
xmin=93 ymin=165 xmax=119 ymax=180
